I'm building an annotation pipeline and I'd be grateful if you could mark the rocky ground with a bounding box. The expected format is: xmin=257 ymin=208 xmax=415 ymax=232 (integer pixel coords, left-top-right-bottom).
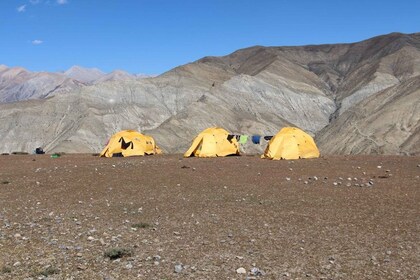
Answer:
xmin=0 ymin=154 xmax=419 ymax=280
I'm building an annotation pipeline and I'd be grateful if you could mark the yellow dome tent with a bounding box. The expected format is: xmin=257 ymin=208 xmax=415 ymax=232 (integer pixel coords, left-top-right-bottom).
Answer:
xmin=262 ymin=127 xmax=320 ymax=160
xmin=100 ymin=130 xmax=162 ymax=157
xmin=184 ymin=127 xmax=240 ymax=158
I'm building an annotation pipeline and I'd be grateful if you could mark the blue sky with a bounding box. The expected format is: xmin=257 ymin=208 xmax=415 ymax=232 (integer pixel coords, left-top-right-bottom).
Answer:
xmin=1 ymin=0 xmax=419 ymax=75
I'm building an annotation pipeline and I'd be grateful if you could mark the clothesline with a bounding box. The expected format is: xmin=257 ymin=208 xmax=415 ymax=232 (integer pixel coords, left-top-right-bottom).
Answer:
xmin=227 ymin=134 xmax=273 ymax=144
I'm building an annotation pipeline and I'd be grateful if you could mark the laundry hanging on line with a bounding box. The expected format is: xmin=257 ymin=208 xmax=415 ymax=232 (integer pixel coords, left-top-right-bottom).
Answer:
xmin=252 ymin=135 xmax=261 ymax=144
xmin=226 ymin=134 xmax=273 ymax=144
xmin=239 ymin=135 xmax=248 ymax=144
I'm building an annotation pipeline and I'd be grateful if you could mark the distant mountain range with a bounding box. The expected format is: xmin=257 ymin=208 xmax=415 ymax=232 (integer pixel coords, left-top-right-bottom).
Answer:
xmin=0 ymin=32 xmax=419 ymax=155
xmin=0 ymin=65 xmax=151 ymax=103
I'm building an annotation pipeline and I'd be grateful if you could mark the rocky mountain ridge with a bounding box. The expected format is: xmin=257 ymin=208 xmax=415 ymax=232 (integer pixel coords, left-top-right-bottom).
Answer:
xmin=0 ymin=32 xmax=418 ymax=155
xmin=0 ymin=65 xmax=145 ymax=103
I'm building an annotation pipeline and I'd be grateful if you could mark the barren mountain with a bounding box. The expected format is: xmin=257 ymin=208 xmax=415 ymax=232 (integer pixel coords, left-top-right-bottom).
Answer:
xmin=64 ymin=66 xmax=106 ymax=84
xmin=0 ymin=66 xmax=83 ymax=103
xmin=0 ymin=32 xmax=419 ymax=155
xmin=316 ymin=77 xmax=420 ymax=155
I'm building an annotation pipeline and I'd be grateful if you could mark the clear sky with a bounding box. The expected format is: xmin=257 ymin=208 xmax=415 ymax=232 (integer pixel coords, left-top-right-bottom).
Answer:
xmin=1 ymin=0 xmax=419 ymax=75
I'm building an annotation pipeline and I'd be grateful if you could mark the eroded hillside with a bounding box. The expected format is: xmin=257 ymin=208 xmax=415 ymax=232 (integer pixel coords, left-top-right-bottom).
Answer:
xmin=0 ymin=32 xmax=419 ymax=155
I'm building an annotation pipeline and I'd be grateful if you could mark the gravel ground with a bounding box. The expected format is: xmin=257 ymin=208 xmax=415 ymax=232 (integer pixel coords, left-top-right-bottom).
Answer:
xmin=0 ymin=154 xmax=419 ymax=280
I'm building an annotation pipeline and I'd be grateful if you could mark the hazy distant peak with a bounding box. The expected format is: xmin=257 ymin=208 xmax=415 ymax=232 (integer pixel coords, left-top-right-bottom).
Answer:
xmin=110 ymin=69 xmax=132 ymax=75
xmin=93 ymin=69 xmax=136 ymax=83
xmin=64 ymin=65 xmax=106 ymax=83
xmin=136 ymin=73 xmax=156 ymax=78
xmin=2 ymin=66 xmax=30 ymax=77
xmin=65 ymin=65 xmax=104 ymax=73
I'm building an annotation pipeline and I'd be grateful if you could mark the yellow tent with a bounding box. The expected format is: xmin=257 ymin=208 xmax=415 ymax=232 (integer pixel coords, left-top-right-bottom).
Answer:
xmin=100 ymin=130 xmax=162 ymax=157
xmin=184 ymin=127 xmax=240 ymax=158
xmin=262 ymin=127 xmax=320 ymax=160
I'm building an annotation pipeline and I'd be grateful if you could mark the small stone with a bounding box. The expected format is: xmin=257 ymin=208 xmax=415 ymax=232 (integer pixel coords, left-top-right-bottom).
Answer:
xmin=13 ymin=261 xmax=21 ymax=267
xmin=236 ymin=267 xmax=246 ymax=274
xmin=174 ymin=264 xmax=183 ymax=273
xmin=377 ymin=166 xmax=382 ymax=169
xmin=153 ymin=255 xmax=161 ymax=261
xmin=77 ymin=264 xmax=87 ymax=270
xmin=283 ymin=272 xmax=291 ymax=277
xmin=87 ymin=236 xmax=95 ymax=241
xmin=286 ymin=177 xmax=291 ymax=181
xmin=250 ymin=267 xmax=264 ymax=276
xmin=386 ymin=250 xmax=392 ymax=255
xmin=333 ymin=182 xmax=338 ymax=186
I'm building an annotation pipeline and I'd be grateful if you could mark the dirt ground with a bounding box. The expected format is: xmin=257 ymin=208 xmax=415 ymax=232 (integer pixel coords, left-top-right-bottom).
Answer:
xmin=0 ymin=154 xmax=419 ymax=280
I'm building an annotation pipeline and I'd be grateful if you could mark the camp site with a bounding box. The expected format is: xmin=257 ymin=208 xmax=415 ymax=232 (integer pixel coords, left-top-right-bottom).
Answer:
xmin=0 ymin=124 xmax=419 ymax=279
xmin=1 ymin=2 xmax=419 ymax=278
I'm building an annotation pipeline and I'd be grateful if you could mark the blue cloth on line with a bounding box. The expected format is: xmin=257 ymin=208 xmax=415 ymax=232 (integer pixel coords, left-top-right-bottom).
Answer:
xmin=252 ymin=135 xmax=261 ymax=144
